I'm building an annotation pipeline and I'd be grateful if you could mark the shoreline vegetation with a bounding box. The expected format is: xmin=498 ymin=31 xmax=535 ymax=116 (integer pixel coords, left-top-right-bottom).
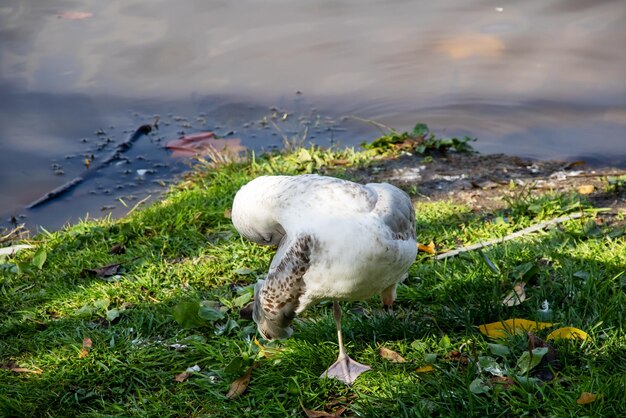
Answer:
xmin=1 ymin=126 xmax=625 ymax=416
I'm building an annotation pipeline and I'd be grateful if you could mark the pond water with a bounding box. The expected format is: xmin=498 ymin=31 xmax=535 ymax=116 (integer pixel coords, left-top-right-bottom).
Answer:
xmin=1 ymin=0 xmax=625 ymax=231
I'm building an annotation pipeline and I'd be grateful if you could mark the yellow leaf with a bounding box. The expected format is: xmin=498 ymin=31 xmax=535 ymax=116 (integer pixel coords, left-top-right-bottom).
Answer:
xmin=416 ymin=365 xmax=434 ymax=373
xmin=547 ymin=327 xmax=589 ymax=341
xmin=578 ymin=185 xmax=595 ymax=195
xmin=417 ymin=241 xmax=436 ymax=255
xmin=477 ymin=318 xmax=554 ymax=338
xmin=576 ymin=392 xmax=597 ymax=405
xmin=379 ymin=347 xmax=406 ymax=363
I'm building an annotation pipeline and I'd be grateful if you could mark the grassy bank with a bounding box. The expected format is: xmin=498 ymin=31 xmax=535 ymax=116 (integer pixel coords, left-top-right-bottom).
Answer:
xmin=1 ymin=144 xmax=625 ymax=417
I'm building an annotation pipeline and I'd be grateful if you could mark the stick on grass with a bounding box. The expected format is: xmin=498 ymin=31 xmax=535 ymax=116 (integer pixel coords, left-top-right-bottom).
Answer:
xmin=435 ymin=212 xmax=584 ymax=260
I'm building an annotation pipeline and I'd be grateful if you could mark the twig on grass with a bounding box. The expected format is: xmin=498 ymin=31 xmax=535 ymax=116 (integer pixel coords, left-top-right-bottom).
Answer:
xmin=435 ymin=212 xmax=585 ymax=260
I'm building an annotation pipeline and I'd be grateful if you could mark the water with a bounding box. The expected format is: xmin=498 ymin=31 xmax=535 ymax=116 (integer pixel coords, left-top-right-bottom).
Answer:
xmin=1 ymin=0 xmax=625 ymax=231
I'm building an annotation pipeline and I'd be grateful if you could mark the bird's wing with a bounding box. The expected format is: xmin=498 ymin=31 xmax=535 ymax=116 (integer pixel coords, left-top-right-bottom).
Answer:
xmin=258 ymin=234 xmax=315 ymax=325
xmin=365 ymin=183 xmax=416 ymax=241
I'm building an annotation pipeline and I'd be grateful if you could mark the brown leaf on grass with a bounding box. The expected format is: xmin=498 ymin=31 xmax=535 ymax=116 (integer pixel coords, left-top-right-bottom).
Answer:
xmin=578 ymin=185 xmax=595 ymax=195
xmin=10 ymin=367 xmax=43 ymax=374
xmin=302 ymin=407 xmax=346 ymax=418
xmin=79 ymin=337 xmax=93 ymax=358
xmin=379 ymin=347 xmax=406 ymax=363
xmin=444 ymin=350 xmax=469 ymax=366
xmin=300 ymin=400 xmax=347 ymax=418
xmin=417 ymin=241 xmax=436 ymax=254
xmin=82 ymin=263 xmax=121 ymax=278
xmin=83 ymin=337 xmax=93 ymax=349
xmin=502 ymin=282 xmax=527 ymax=307
xmin=576 ymin=392 xmax=598 ymax=405
xmin=2 ymin=360 xmax=43 ymax=374
xmin=223 ymin=208 xmax=232 ymax=219
xmin=110 ymin=244 xmax=126 ymax=255
xmin=226 ymin=363 xmax=258 ymax=399
xmin=490 ymin=376 xmax=515 ymax=389
xmin=174 ymin=371 xmax=192 ymax=382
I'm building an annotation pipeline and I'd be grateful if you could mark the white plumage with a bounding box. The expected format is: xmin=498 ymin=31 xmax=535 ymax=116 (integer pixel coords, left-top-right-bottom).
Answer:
xmin=232 ymin=174 xmax=417 ymax=383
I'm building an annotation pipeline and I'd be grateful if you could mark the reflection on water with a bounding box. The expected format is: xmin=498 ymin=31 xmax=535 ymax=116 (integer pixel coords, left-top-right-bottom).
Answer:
xmin=1 ymin=0 xmax=625 ymax=230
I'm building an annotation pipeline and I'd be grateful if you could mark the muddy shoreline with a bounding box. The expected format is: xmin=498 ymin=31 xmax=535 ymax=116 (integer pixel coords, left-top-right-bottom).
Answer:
xmin=349 ymin=152 xmax=626 ymax=214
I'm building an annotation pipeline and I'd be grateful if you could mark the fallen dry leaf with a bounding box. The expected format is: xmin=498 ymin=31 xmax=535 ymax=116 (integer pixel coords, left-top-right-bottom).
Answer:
xmin=444 ymin=350 xmax=469 ymax=366
xmin=547 ymin=326 xmax=589 ymax=341
xmin=223 ymin=208 xmax=232 ymax=219
xmin=416 ymin=365 xmax=435 ymax=373
xmin=379 ymin=347 xmax=406 ymax=363
xmin=82 ymin=263 xmax=121 ymax=278
xmin=57 ymin=11 xmax=93 ymax=19
xmin=83 ymin=337 xmax=93 ymax=349
xmin=478 ymin=318 xmax=554 ymax=338
xmin=576 ymin=392 xmax=598 ymax=405
xmin=578 ymin=185 xmax=595 ymax=195
xmin=300 ymin=399 xmax=347 ymax=418
xmin=502 ymin=282 xmax=527 ymax=307
xmin=3 ymin=360 xmax=43 ymax=374
xmin=10 ymin=367 xmax=43 ymax=374
xmin=490 ymin=376 xmax=515 ymax=389
xmin=417 ymin=241 xmax=436 ymax=254
xmin=302 ymin=407 xmax=346 ymax=418
xmin=79 ymin=337 xmax=93 ymax=358
xmin=226 ymin=363 xmax=258 ymax=399
xmin=110 ymin=244 xmax=126 ymax=255
xmin=174 ymin=371 xmax=192 ymax=383
xmin=165 ymin=133 xmax=246 ymax=158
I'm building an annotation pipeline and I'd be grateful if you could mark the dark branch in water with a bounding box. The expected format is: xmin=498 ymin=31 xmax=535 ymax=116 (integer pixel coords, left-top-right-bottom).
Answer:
xmin=26 ymin=125 xmax=152 ymax=209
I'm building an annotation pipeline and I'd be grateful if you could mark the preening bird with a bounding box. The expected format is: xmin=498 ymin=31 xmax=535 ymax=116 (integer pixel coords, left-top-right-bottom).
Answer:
xmin=231 ymin=174 xmax=417 ymax=384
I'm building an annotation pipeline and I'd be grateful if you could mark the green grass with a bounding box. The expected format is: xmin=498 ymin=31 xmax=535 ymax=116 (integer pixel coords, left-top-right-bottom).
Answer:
xmin=1 ymin=148 xmax=625 ymax=417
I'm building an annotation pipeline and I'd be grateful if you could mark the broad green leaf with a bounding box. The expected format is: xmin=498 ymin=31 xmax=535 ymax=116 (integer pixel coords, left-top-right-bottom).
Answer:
xmin=198 ymin=305 xmax=225 ymax=322
xmin=424 ymin=353 xmax=437 ymax=363
xmin=516 ymin=347 xmax=548 ymax=374
xmin=93 ymin=298 xmax=111 ymax=311
xmin=106 ymin=309 xmax=120 ymax=322
xmin=31 ymin=248 xmax=47 ymax=270
xmin=173 ymin=301 xmax=204 ymax=329
xmin=438 ymin=335 xmax=451 ymax=349
xmin=224 ymin=356 xmax=246 ymax=375
xmin=216 ymin=318 xmax=239 ymax=336
xmin=479 ymin=356 xmax=505 ymax=376
xmin=233 ymin=292 xmax=252 ymax=308
xmin=469 ymin=378 xmax=490 ymax=394
xmin=412 ymin=123 xmax=429 ymax=137
xmin=487 ymin=343 xmax=511 ymax=357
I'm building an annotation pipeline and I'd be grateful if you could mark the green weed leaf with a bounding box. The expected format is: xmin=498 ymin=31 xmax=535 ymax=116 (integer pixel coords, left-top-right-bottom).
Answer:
xmin=173 ymin=301 xmax=205 ymax=329
xmin=31 ymin=248 xmax=47 ymax=270
xmin=516 ymin=347 xmax=548 ymax=374
xmin=469 ymin=377 xmax=490 ymax=394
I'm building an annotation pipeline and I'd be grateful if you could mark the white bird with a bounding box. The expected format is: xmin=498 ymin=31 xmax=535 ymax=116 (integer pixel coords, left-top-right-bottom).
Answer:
xmin=231 ymin=174 xmax=417 ymax=384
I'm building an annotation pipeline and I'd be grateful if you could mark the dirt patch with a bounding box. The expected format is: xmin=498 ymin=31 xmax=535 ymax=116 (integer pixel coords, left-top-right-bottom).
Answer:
xmin=347 ymin=152 xmax=626 ymax=213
